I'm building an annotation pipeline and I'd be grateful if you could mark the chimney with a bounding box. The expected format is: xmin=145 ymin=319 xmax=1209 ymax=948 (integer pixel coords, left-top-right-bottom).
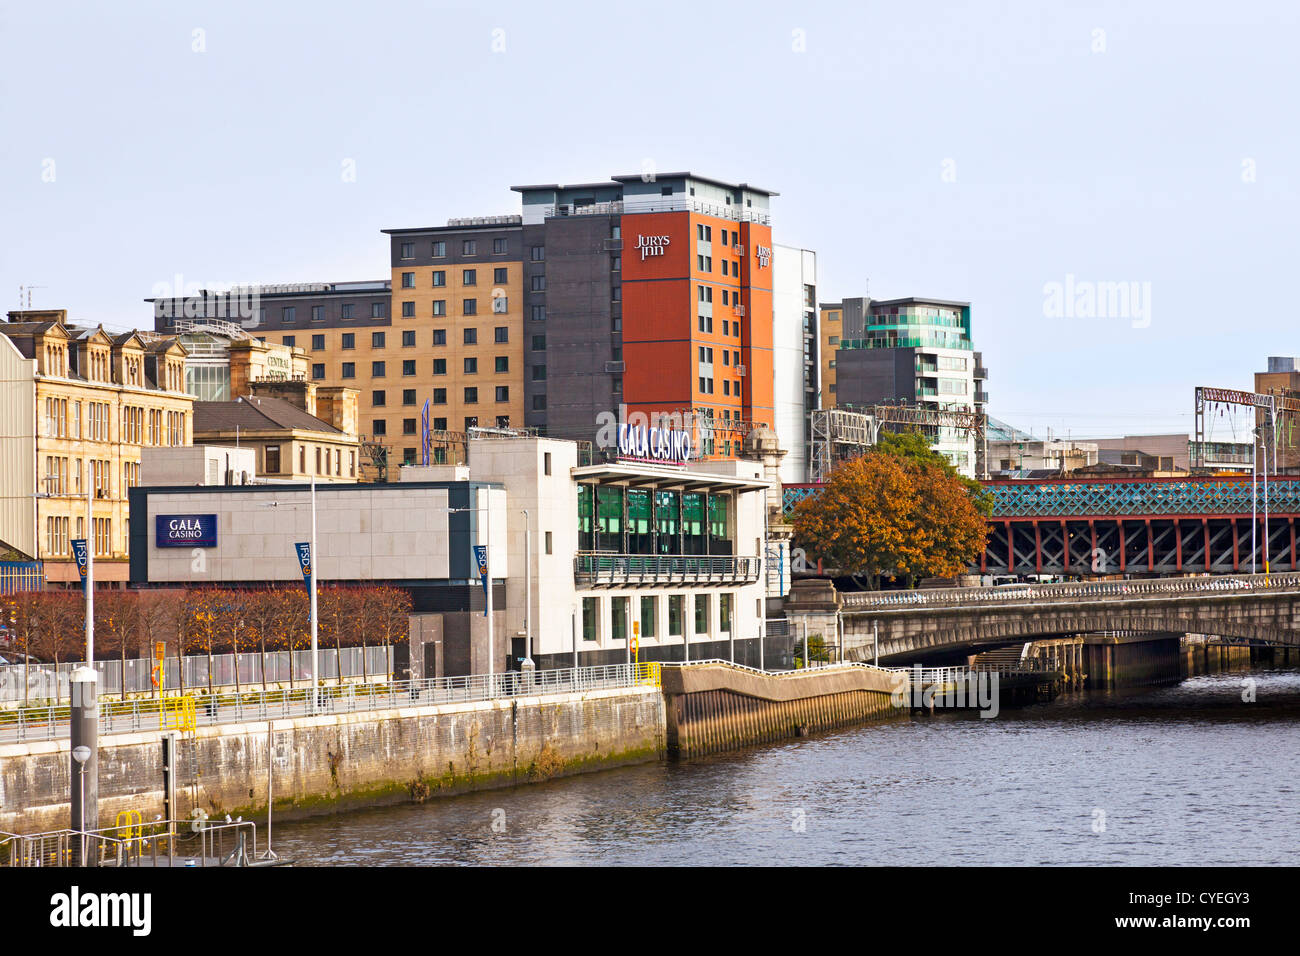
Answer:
xmin=249 ymin=378 xmax=315 ymax=415
xmin=314 ymin=386 xmax=359 ymax=437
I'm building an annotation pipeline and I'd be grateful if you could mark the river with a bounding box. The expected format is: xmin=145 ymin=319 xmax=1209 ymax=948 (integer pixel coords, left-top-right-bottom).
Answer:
xmin=272 ymin=669 xmax=1300 ymax=866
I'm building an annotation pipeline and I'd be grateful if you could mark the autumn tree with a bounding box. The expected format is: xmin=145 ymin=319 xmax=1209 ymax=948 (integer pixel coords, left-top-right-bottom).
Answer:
xmin=96 ymin=590 xmax=142 ymax=696
xmin=793 ymin=433 xmax=990 ymax=588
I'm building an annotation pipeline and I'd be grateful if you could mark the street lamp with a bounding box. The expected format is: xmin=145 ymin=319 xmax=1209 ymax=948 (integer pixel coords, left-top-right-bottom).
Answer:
xmin=72 ymin=745 xmax=90 ymax=866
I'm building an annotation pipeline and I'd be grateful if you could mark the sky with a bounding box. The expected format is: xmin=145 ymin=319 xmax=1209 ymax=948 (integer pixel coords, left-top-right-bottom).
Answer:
xmin=1 ymin=0 xmax=1296 ymax=443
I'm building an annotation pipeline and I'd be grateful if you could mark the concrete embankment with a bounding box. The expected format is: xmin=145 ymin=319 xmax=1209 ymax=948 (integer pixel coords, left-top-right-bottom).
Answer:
xmin=0 ymin=686 xmax=664 ymax=834
xmin=661 ymin=664 xmax=905 ymax=759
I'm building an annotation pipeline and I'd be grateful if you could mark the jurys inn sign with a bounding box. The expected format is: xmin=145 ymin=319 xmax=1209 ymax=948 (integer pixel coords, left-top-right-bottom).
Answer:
xmin=635 ymin=234 xmax=670 ymax=260
xmin=617 ymin=423 xmax=693 ymax=462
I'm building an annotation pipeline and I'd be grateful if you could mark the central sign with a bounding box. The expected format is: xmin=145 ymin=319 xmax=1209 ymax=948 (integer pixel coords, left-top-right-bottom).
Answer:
xmin=156 ymin=514 xmax=218 ymax=548
xmin=617 ymin=423 xmax=693 ymax=462
xmin=634 ymin=234 xmax=670 ymax=260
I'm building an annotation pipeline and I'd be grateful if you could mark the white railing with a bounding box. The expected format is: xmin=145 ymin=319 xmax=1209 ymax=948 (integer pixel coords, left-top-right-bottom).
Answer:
xmin=841 ymin=571 xmax=1300 ymax=611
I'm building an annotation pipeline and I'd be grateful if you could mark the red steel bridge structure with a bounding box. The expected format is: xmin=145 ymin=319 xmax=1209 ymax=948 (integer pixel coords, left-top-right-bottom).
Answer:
xmin=781 ymin=474 xmax=1300 ymax=576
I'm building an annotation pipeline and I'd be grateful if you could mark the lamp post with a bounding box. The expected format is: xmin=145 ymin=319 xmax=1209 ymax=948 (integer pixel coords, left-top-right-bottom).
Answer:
xmin=69 ymin=478 xmax=98 ymax=860
xmin=72 ymin=745 xmax=91 ymax=866
xmin=444 ymin=498 xmax=495 ymax=682
xmin=263 ymin=475 xmax=320 ymax=713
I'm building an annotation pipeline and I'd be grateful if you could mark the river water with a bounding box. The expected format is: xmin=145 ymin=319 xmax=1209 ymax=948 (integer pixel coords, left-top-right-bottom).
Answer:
xmin=273 ymin=670 xmax=1300 ymax=866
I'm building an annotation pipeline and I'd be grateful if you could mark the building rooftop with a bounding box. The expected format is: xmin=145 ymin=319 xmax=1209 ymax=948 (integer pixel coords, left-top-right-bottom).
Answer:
xmin=194 ymin=396 xmax=344 ymax=436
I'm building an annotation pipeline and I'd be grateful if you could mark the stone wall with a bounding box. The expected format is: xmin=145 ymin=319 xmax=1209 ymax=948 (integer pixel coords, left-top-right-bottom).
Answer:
xmin=0 ymin=686 xmax=664 ymax=835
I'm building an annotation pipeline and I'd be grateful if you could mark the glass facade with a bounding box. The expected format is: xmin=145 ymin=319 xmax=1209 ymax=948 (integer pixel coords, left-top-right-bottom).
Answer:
xmin=640 ymin=596 xmax=657 ymax=637
xmin=576 ymin=484 xmax=732 ymax=556
xmin=582 ymin=597 xmax=598 ymax=641
xmin=668 ymin=595 xmax=683 ymax=636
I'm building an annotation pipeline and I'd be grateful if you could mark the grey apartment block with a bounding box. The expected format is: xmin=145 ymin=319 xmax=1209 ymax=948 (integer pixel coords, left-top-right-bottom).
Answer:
xmin=834 ymin=348 xmax=919 ymax=407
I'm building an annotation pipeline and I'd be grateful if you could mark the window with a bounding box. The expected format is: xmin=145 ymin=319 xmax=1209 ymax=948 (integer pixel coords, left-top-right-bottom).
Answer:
xmin=662 ymin=185 xmax=673 ymax=196
xmin=433 ymin=358 xmax=446 ymax=375
xmin=372 ymin=331 xmax=385 ymax=348
xmin=434 ymin=417 xmax=446 ymax=430
xmin=403 ymin=418 xmax=417 ymax=435
xmin=531 ymin=275 xmax=546 ymax=292
xmin=668 ymin=595 xmax=683 ymax=636
xmin=462 ymin=239 xmax=477 ymax=256
xmin=281 ymin=306 xmax=296 ymax=323
xmin=611 ymin=597 xmax=628 ymax=643
xmin=463 ymin=328 xmax=477 ymax=344
xmin=342 ymin=362 xmax=355 ymax=378
xmin=433 ymin=388 xmax=446 ymax=405
xmin=312 ymin=363 xmax=325 ymax=379
xmin=495 ymin=356 xmax=509 ymax=373
xmin=282 ymin=335 xmax=296 ymax=347
xmin=371 ymin=302 xmax=385 ymax=318
xmin=532 ymin=365 xmax=547 ymax=380
xmin=433 ymin=328 xmax=446 ymax=345
xmin=464 ymin=387 xmax=478 ymax=404
xmin=545 ymin=531 xmax=552 ymax=554
xmin=464 ymin=416 xmax=478 ymax=430
xmin=640 ymin=596 xmax=657 ymax=638
xmin=464 ymin=357 xmax=478 ymax=374
xmin=611 ymin=255 xmax=620 ymax=272
xmin=544 ymin=452 xmax=552 ymax=475
xmin=402 ymin=330 xmax=415 ymax=347
xmin=611 ymin=286 xmax=621 ymax=302
xmin=720 ymin=593 xmax=732 ymax=633
xmin=531 ymin=334 xmax=545 ymax=351
xmin=403 ymin=389 xmax=417 ymax=405
xmin=372 ymin=390 xmax=386 ymax=406
xmin=530 ymin=245 xmax=544 ymax=261
xmin=265 ymin=445 xmax=281 ymax=473
xmin=493 ymin=238 xmax=508 ymax=255
xmin=432 ymin=300 xmax=447 ymax=316
xmin=342 ymin=333 xmax=355 ymax=350
xmin=432 ymin=270 xmax=446 ymax=287
xmin=463 ymin=269 xmax=477 ymax=285
xmin=532 ymin=395 xmax=546 ymax=410
xmin=403 ymin=448 xmax=416 ymax=465
xmin=463 ymin=298 xmax=478 ymax=316
xmin=493 ymin=267 xmax=508 ymax=284
xmin=495 ymin=386 xmax=509 ymax=402
xmin=494 ymin=326 xmax=509 ymax=344
xmin=372 ymin=420 xmax=386 ymax=436
xmin=312 ymin=334 xmax=325 ymax=350
xmin=694 ymin=594 xmax=710 ymax=635
xmin=611 ymin=376 xmax=621 ymax=394
xmin=400 ymin=241 xmax=414 ymax=259
xmin=531 ymin=305 xmax=546 ymax=322
xmin=432 ymin=240 xmax=446 ymax=258
xmin=582 ymin=597 xmax=598 ymax=642
xmin=342 ymin=304 xmax=356 ymax=319
xmin=401 ymin=272 xmax=415 ymax=288
xmin=311 ymin=305 xmax=324 ymax=323
xmin=371 ymin=361 xmax=386 ymax=377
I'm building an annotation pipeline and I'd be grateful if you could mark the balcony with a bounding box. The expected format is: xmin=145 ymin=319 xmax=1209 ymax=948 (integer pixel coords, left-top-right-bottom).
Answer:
xmin=574 ymin=553 xmax=761 ymax=588
xmin=975 ymin=389 xmax=989 ymax=404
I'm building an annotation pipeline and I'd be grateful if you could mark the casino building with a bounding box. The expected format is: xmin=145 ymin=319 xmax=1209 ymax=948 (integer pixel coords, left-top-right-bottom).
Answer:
xmin=130 ymin=433 xmax=782 ymax=676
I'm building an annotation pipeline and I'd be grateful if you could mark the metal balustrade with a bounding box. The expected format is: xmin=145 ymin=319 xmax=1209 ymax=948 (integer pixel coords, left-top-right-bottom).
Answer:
xmin=2 ymin=818 xmax=259 ymax=868
xmin=574 ymin=553 xmax=760 ymax=587
xmin=0 ymin=662 xmax=663 ymax=744
xmin=840 ymin=571 xmax=1300 ymax=611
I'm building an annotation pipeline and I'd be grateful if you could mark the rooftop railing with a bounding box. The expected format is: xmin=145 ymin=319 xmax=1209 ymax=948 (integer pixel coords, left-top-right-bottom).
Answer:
xmin=574 ymin=553 xmax=761 ymax=587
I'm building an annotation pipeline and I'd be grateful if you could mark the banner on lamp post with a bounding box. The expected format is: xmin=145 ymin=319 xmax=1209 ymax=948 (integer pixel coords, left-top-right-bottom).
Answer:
xmin=71 ymin=539 xmax=89 ymax=593
xmin=294 ymin=542 xmax=312 ymax=590
xmin=472 ymin=545 xmax=488 ymax=617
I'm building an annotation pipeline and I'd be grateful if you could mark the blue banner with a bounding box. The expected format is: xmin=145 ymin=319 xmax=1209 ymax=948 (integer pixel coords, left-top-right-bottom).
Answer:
xmin=70 ymin=539 xmax=89 ymax=592
xmin=420 ymin=399 xmax=431 ymax=466
xmin=295 ymin=542 xmax=313 ymax=589
xmin=472 ymin=544 xmax=488 ymax=616
xmin=155 ymin=514 xmax=218 ymax=548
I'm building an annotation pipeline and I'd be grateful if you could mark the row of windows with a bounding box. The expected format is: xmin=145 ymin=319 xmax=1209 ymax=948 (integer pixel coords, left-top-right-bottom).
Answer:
xmin=313 ymin=355 xmax=525 ymax=382
xmin=399 ymin=268 xmax=513 ymax=289
xmin=296 ymin=326 xmax=514 ymax=353
xmin=367 ymin=386 xmax=514 ymax=407
xmin=398 ymin=238 xmax=512 ymax=259
xmin=42 ymin=457 xmax=139 ymax=499
xmin=43 ymin=399 xmax=186 ymax=447
xmin=381 ymin=415 xmax=513 ymax=444
xmin=43 ymin=515 xmax=118 ymax=558
xmin=274 ymin=302 xmax=386 ymax=323
xmin=581 ymin=593 xmax=736 ymax=642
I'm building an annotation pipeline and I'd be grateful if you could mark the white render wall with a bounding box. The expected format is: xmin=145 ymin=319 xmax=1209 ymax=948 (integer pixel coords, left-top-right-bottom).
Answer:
xmin=772 ymin=244 xmax=816 ymax=484
xmin=0 ymin=336 xmax=36 ymax=558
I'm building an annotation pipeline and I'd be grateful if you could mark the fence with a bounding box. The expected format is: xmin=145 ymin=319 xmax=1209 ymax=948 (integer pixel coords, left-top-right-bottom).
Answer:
xmin=0 ymin=562 xmax=42 ymax=595
xmin=0 ymin=661 xmax=663 ymax=743
xmin=0 ymin=646 xmax=393 ymax=704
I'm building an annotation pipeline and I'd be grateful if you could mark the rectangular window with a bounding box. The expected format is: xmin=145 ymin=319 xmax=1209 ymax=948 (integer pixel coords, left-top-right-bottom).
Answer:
xmin=463 ymin=269 xmax=477 ymax=285
xmin=464 ymin=357 xmax=478 ymax=374
xmin=464 ymin=328 xmax=477 ymax=344
xmin=720 ymin=593 xmax=732 ymax=633
xmin=372 ymin=331 xmax=385 ymax=348
xmin=462 ymin=239 xmax=477 ymax=256
xmin=432 ymin=240 xmax=446 ymax=258
xmin=493 ymin=238 xmax=508 ymax=255
xmin=372 ymin=390 xmax=386 ymax=406
xmin=372 ymin=420 xmax=386 ymax=436
xmin=403 ymin=301 xmax=417 ymax=318
xmin=582 ymin=597 xmax=598 ymax=642
xmin=544 ymin=530 xmax=552 ymax=554
xmin=433 ymin=389 xmax=446 ymax=405
xmin=402 ymin=330 xmax=415 ymax=347
xmin=530 ymin=305 xmax=546 ymax=322
xmin=312 ymin=334 xmax=325 ymax=350
xmin=342 ymin=362 xmax=355 ymax=378
xmin=403 ymin=418 xmax=417 ymax=435
xmin=372 ymin=361 xmax=386 ymax=377
xmin=495 ymin=356 xmax=509 ymax=373
xmin=433 ymin=358 xmax=446 ymax=375
xmin=342 ymin=304 xmax=356 ymax=319
xmin=312 ymin=363 xmax=325 ymax=379
xmin=402 ymin=359 xmax=416 ymax=376
xmin=312 ymin=305 xmax=324 ymax=323
xmin=494 ymin=326 xmax=509 ymax=343
xmin=495 ymin=386 xmax=509 ymax=402
xmin=531 ymin=275 xmax=546 ymax=292
xmin=531 ymin=335 xmax=546 ymax=351
xmin=463 ymin=299 xmax=478 ymax=316
xmin=281 ymin=306 xmax=296 ymax=323
xmin=265 ymin=445 xmax=281 ymax=473
xmin=371 ymin=302 xmax=385 ymax=318
xmin=282 ymin=335 xmax=296 ymax=347
xmin=403 ymin=389 xmax=416 ymax=405
xmin=694 ymin=594 xmax=710 ymax=635
xmin=432 ymin=300 xmax=447 ymax=316
xmin=532 ymin=395 xmax=546 ymax=410
xmin=464 ymin=416 xmax=478 ymax=430
xmin=530 ymin=245 xmax=544 ymax=261
xmin=433 ymin=328 xmax=447 ymax=345
xmin=434 ymin=417 xmax=446 ymax=430
xmin=464 ymin=387 xmax=478 ymax=404
xmin=668 ymin=595 xmax=683 ymax=637
xmin=400 ymin=241 xmax=414 ymax=259
xmin=401 ymin=272 xmax=415 ymax=288
xmin=532 ymin=365 xmax=546 ymax=380
xmin=544 ymin=452 xmax=552 ymax=475
xmin=432 ymin=270 xmax=446 ymax=287
xmin=493 ymin=267 xmax=508 ymax=284
xmin=611 ymin=597 xmax=628 ymax=643
xmin=640 ymin=597 xmax=657 ymax=638
xmin=342 ymin=333 xmax=355 ymax=349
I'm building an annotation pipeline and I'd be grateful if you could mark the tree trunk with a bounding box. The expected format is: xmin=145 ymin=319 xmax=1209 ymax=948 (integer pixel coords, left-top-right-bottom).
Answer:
xmin=259 ymin=638 xmax=267 ymax=694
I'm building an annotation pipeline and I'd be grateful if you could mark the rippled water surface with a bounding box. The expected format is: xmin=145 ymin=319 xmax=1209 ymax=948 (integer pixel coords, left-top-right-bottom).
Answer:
xmin=273 ymin=670 xmax=1300 ymax=865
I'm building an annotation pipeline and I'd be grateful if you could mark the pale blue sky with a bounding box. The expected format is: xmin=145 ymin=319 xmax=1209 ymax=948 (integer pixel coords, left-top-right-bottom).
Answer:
xmin=2 ymin=0 xmax=1296 ymax=441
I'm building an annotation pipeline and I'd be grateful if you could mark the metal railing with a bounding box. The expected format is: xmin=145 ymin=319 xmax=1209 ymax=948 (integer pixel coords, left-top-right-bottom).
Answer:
xmin=0 ymin=662 xmax=663 ymax=743
xmin=575 ymin=553 xmax=761 ymax=586
xmin=840 ymin=571 xmax=1300 ymax=612
xmin=1 ymin=818 xmax=259 ymax=868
